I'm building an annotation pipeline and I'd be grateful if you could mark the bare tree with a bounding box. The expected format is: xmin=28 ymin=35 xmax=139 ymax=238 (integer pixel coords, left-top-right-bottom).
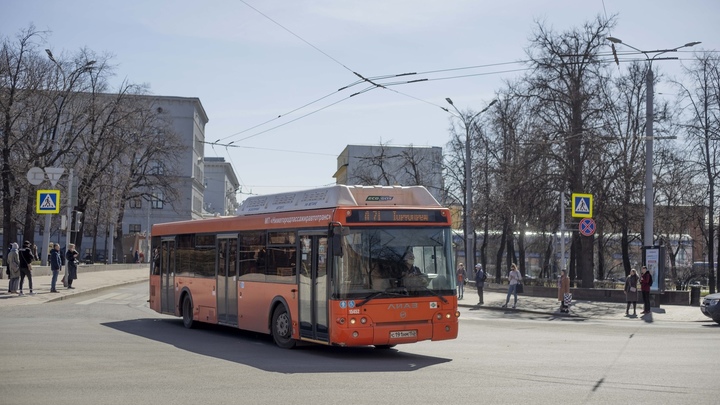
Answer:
xmin=523 ymin=16 xmax=616 ymax=287
xmin=679 ymin=53 xmax=720 ymax=293
xmin=0 ymin=26 xmax=48 ymax=250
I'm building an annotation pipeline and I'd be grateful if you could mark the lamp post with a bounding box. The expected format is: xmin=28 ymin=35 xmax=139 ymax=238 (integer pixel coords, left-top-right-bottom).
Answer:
xmin=445 ymin=98 xmax=497 ymax=274
xmin=606 ymin=37 xmax=700 ymax=248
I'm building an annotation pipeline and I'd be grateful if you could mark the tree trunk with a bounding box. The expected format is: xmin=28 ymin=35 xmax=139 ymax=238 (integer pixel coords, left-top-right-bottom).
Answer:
xmin=495 ymin=223 xmax=507 ymax=281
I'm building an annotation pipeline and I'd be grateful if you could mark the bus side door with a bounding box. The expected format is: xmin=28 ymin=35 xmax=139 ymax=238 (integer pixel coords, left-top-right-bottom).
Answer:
xmin=161 ymin=238 xmax=176 ymax=315
xmin=298 ymin=233 xmax=329 ymax=342
xmin=217 ymin=235 xmax=238 ymax=326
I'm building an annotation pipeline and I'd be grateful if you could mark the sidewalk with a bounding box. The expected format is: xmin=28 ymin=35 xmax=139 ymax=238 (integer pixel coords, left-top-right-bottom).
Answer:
xmin=459 ymin=287 xmax=710 ymax=323
xmin=0 ymin=267 xmax=147 ymax=308
xmin=0 ymin=270 xmax=711 ymax=323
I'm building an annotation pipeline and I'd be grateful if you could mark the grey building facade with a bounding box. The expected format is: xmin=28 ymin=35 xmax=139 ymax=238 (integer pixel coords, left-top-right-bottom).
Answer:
xmin=333 ymin=144 xmax=444 ymax=203
xmin=203 ymin=157 xmax=241 ymax=216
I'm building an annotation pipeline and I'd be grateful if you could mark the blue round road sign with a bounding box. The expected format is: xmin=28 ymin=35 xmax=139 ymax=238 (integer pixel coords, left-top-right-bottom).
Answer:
xmin=579 ymin=218 xmax=596 ymax=236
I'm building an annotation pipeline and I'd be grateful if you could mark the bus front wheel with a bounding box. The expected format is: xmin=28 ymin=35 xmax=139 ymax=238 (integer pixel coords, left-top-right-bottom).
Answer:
xmin=271 ymin=305 xmax=296 ymax=349
xmin=182 ymin=294 xmax=195 ymax=329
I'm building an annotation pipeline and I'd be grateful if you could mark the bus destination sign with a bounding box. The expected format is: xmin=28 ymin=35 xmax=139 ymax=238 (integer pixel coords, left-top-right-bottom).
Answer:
xmin=346 ymin=209 xmax=446 ymax=223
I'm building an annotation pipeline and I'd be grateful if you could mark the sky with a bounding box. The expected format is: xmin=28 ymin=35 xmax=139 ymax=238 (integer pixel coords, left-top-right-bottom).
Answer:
xmin=2 ymin=0 xmax=718 ymax=203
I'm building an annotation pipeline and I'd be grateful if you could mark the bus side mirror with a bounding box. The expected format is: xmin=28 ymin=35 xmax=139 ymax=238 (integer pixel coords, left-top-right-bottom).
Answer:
xmin=332 ymin=233 xmax=343 ymax=257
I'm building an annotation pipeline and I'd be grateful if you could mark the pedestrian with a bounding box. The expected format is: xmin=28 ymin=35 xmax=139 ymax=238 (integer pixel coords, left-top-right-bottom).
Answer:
xmin=640 ymin=265 xmax=652 ymax=314
xmin=474 ymin=263 xmax=485 ymax=305
xmin=502 ymin=263 xmax=522 ymax=309
xmin=5 ymin=244 xmax=11 ymax=290
xmin=49 ymin=243 xmax=63 ymax=293
xmin=61 ymin=245 xmax=68 ymax=287
xmin=624 ymin=268 xmax=639 ymax=316
xmin=65 ymin=243 xmax=79 ymax=289
xmin=0 ymin=243 xmax=7 ymax=280
xmin=558 ymin=269 xmax=570 ymax=313
xmin=7 ymin=243 xmax=21 ymax=294
xmin=456 ymin=263 xmax=467 ymax=300
xmin=18 ymin=241 xmax=36 ymax=295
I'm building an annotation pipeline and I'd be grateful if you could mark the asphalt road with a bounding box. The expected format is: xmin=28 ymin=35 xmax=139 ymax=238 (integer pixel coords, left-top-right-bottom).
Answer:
xmin=0 ymin=283 xmax=716 ymax=405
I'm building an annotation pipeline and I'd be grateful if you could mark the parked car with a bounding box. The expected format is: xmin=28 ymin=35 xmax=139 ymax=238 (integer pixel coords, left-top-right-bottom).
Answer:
xmin=700 ymin=292 xmax=720 ymax=324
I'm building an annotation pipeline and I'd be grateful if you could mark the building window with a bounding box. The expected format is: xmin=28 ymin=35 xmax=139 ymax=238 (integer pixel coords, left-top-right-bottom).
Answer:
xmin=149 ymin=160 xmax=164 ymax=175
xmin=151 ymin=191 xmax=164 ymax=209
xmin=129 ymin=224 xmax=141 ymax=234
xmin=129 ymin=197 xmax=142 ymax=209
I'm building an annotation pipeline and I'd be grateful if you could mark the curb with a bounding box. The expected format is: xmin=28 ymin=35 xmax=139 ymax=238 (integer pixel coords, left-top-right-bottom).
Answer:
xmin=459 ymin=303 xmax=581 ymax=318
xmin=44 ymin=279 xmax=147 ymax=304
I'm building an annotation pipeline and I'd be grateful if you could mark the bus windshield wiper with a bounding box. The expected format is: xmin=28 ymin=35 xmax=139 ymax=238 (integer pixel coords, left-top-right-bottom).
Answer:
xmin=357 ymin=290 xmax=408 ymax=307
xmin=420 ymin=287 xmax=449 ymax=304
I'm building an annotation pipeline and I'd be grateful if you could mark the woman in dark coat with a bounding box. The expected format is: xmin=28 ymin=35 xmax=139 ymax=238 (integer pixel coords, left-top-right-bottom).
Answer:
xmin=624 ymin=268 xmax=639 ymax=316
xmin=65 ymin=243 xmax=79 ymax=289
xmin=640 ymin=266 xmax=652 ymax=314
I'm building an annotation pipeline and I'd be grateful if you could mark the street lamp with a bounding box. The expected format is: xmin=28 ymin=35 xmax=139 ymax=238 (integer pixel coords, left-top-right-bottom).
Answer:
xmin=606 ymin=37 xmax=700 ymax=248
xmin=445 ymin=98 xmax=497 ymax=274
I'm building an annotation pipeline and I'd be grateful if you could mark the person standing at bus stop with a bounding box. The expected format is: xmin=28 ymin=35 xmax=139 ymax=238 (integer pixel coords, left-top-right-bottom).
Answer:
xmin=18 ymin=241 xmax=37 ymax=296
xmin=502 ymin=263 xmax=521 ymax=309
xmin=624 ymin=268 xmax=639 ymax=316
xmin=640 ymin=266 xmax=652 ymax=314
xmin=49 ymin=243 xmax=62 ymax=293
xmin=558 ymin=269 xmax=570 ymax=313
xmin=7 ymin=243 xmax=20 ymax=294
xmin=65 ymin=243 xmax=79 ymax=289
xmin=474 ymin=263 xmax=485 ymax=305
xmin=456 ymin=263 xmax=467 ymax=300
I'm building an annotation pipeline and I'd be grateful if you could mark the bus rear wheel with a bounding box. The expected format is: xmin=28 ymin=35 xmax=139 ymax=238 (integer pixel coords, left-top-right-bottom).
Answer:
xmin=182 ymin=294 xmax=195 ymax=329
xmin=271 ymin=305 xmax=296 ymax=349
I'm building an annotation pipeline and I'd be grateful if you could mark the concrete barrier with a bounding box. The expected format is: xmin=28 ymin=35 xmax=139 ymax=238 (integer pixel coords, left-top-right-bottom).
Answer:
xmin=470 ymin=281 xmax=691 ymax=306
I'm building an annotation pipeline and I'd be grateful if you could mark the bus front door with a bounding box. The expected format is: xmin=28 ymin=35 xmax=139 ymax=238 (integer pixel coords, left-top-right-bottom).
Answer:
xmin=299 ymin=234 xmax=329 ymax=342
xmin=217 ymin=236 xmax=238 ymax=326
xmin=160 ymin=239 xmax=175 ymax=314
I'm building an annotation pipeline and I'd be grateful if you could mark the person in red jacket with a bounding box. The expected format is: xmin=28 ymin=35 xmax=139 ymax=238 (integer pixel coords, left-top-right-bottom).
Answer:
xmin=640 ymin=266 xmax=653 ymax=314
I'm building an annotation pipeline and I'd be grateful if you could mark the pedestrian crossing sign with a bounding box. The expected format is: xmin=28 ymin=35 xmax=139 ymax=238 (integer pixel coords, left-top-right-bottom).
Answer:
xmin=571 ymin=193 xmax=592 ymax=218
xmin=37 ymin=190 xmax=60 ymax=214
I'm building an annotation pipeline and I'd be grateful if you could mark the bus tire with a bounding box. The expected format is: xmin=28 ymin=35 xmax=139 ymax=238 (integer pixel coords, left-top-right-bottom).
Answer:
xmin=182 ymin=294 xmax=195 ymax=329
xmin=374 ymin=344 xmax=397 ymax=350
xmin=271 ymin=305 xmax=296 ymax=349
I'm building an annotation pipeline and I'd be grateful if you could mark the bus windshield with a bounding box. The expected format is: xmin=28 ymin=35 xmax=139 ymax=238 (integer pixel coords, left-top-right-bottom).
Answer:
xmin=334 ymin=227 xmax=455 ymax=299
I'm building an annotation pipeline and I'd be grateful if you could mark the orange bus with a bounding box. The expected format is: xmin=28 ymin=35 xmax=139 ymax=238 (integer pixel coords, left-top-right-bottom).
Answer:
xmin=149 ymin=185 xmax=459 ymax=349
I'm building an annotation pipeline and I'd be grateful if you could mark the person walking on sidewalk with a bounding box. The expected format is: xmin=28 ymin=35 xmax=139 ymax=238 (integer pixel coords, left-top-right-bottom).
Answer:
xmin=65 ymin=243 xmax=79 ymax=289
xmin=502 ymin=263 xmax=522 ymax=309
xmin=624 ymin=268 xmax=639 ymax=316
xmin=558 ymin=269 xmax=570 ymax=313
xmin=49 ymin=243 xmax=63 ymax=293
xmin=474 ymin=263 xmax=486 ymax=305
xmin=7 ymin=243 xmax=21 ymax=294
xmin=456 ymin=263 xmax=467 ymax=300
xmin=640 ymin=266 xmax=652 ymax=314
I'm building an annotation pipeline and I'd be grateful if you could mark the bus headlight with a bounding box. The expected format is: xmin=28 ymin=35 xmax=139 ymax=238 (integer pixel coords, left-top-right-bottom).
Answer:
xmin=336 ymin=317 xmax=346 ymax=325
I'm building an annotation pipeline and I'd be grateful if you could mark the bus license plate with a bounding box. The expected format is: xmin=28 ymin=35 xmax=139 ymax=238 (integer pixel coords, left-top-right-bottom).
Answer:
xmin=390 ymin=330 xmax=417 ymax=339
